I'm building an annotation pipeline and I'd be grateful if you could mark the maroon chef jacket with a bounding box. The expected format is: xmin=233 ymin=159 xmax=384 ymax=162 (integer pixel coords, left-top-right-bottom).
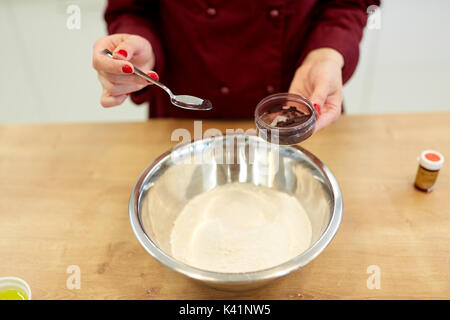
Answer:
xmin=105 ymin=0 xmax=379 ymax=119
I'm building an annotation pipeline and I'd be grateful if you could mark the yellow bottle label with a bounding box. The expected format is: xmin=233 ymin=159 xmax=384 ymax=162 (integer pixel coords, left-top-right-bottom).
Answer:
xmin=415 ymin=166 xmax=438 ymax=191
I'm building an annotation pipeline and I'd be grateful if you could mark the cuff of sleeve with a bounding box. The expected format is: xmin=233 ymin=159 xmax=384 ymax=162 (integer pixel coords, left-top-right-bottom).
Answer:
xmin=106 ymin=13 xmax=165 ymax=104
xmin=298 ymin=25 xmax=363 ymax=84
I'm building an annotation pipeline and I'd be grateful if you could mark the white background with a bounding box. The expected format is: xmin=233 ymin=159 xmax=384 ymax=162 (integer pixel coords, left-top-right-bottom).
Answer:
xmin=1 ymin=0 xmax=449 ymax=124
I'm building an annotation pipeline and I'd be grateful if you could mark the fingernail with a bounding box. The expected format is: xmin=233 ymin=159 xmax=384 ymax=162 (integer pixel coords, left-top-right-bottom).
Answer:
xmin=314 ymin=103 xmax=321 ymax=115
xmin=117 ymin=49 xmax=128 ymax=58
xmin=146 ymin=71 xmax=159 ymax=83
xmin=122 ymin=65 xmax=133 ymax=74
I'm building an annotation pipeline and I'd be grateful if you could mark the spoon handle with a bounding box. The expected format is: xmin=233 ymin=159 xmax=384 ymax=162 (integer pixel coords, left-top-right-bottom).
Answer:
xmin=100 ymin=49 xmax=174 ymax=97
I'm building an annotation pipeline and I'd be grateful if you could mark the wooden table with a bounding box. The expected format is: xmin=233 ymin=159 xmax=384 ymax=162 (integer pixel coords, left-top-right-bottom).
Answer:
xmin=0 ymin=113 xmax=449 ymax=299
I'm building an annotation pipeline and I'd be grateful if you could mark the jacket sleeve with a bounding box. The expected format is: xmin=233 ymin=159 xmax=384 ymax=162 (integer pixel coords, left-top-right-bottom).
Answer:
xmin=299 ymin=0 xmax=380 ymax=83
xmin=104 ymin=0 xmax=164 ymax=104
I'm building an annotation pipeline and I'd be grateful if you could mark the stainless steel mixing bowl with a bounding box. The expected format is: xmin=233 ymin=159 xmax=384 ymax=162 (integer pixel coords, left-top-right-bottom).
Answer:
xmin=129 ymin=134 xmax=342 ymax=291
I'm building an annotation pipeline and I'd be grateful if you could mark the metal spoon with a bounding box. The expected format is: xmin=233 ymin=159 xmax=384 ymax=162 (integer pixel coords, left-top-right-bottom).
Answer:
xmin=101 ymin=49 xmax=212 ymax=111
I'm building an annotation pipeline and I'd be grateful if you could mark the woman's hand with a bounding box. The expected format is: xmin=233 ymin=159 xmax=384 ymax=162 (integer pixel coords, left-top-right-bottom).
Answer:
xmin=92 ymin=34 xmax=158 ymax=107
xmin=289 ymin=48 xmax=344 ymax=132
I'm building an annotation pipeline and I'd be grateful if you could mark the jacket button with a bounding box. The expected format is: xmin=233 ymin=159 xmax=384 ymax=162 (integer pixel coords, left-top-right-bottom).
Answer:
xmin=206 ymin=7 xmax=217 ymax=17
xmin=269 ymin=9 xmax=280 ymax=18
xmin=220 ymin=86 xmax=230 ymax=95
xmin=266 ymin=85 xmax=275 ymax=94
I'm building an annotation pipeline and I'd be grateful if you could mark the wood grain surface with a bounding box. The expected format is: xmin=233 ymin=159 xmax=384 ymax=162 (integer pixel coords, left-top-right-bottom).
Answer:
xmin=0 ymin=113 xmax=449 ymax=299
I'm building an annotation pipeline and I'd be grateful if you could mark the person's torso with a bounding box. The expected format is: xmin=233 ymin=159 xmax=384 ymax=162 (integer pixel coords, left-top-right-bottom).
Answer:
xmin=149 ymin=0 xmax=318 ymax=118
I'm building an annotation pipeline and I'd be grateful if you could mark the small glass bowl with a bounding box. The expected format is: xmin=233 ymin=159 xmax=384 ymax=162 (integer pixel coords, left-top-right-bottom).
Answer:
xmin=255 ymin=93 xmax=316 ymax=145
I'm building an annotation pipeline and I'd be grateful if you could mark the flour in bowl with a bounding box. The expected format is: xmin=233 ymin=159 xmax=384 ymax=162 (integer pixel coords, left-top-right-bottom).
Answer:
xmin=170 ymin=183 xmax=312 ymax=273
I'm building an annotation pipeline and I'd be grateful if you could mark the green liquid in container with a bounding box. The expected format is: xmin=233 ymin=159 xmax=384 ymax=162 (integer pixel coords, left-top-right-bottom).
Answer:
xmin=0 ymin=288 xmax=28 ymax=300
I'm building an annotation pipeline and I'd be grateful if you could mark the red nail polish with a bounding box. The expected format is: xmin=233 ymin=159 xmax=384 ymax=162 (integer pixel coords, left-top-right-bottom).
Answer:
xmin=122 ymin=65 xmax=133 ymax=74
xmin=146 ymin=71 xmax=159 ymax=83
xmin=117 ymin=49 xmax=128 ymax=58
xmin=314 ymin=103 xmax=321 ymax=115
xmin=149 ymin=72 xmax=159 ymax=81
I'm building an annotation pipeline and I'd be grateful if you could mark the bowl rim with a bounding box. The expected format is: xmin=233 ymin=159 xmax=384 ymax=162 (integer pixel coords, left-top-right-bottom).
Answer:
xmin=129 ymin=133 xmax=343 ymax=283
